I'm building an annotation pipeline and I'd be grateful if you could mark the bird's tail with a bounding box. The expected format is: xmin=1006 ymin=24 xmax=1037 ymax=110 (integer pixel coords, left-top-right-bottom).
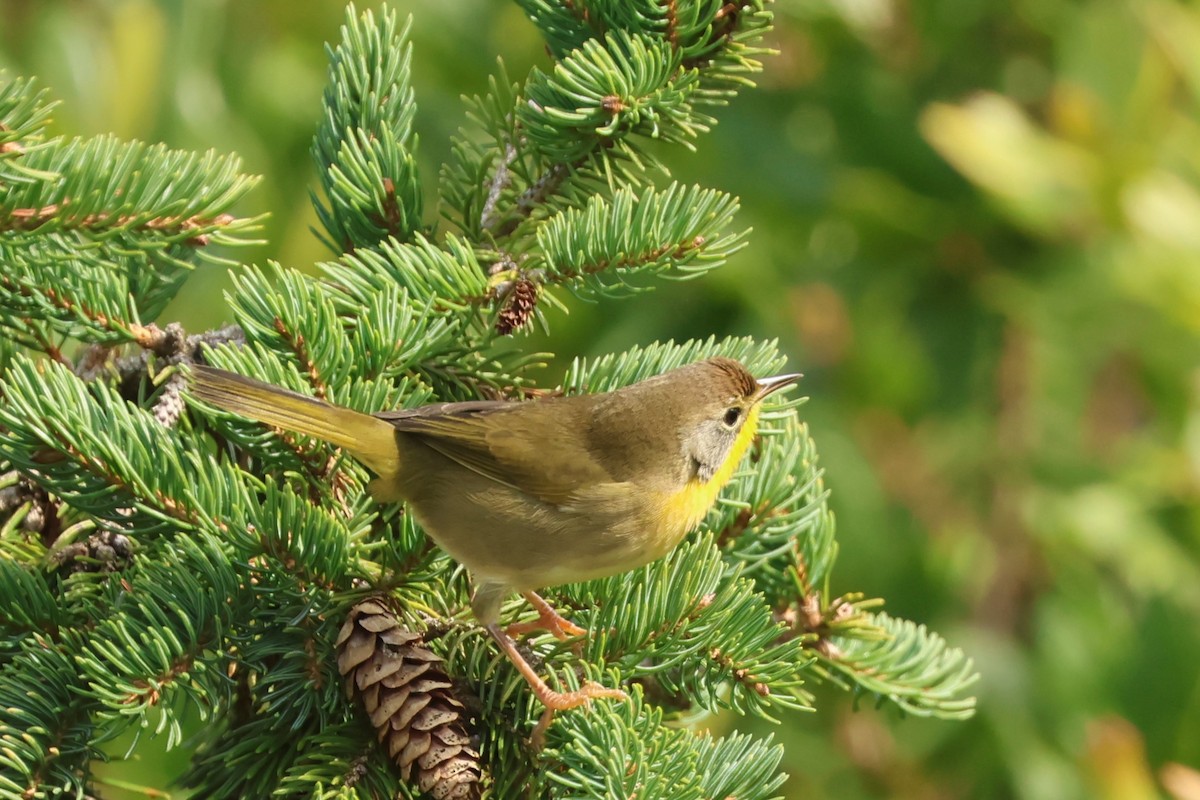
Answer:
xmin=189 ymin=364 xmax=400 ymax=479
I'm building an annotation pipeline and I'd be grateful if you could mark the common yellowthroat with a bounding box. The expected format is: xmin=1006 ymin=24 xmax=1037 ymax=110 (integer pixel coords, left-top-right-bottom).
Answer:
xmin=189 ymin=356 xmax=798 ymax=727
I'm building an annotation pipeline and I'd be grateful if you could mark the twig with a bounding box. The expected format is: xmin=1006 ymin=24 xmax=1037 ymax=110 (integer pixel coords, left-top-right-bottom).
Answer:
xmin=479 ymin=143 xmax=517 ymax=232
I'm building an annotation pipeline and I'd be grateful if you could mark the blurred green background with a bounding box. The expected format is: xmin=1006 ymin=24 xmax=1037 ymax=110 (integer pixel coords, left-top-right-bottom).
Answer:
xmin=3 ymin=1 xmax=1199 ymax=798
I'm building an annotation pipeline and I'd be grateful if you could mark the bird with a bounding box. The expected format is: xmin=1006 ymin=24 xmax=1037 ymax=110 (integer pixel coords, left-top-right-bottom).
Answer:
xmin=189 ymin=355 xmax=799 ymax=736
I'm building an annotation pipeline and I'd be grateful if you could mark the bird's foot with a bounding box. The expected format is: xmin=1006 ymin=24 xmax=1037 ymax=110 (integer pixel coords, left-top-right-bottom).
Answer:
xmin=505 ymin=590 xmax=587 ymax=641
xmin=486 ymin=622 xmax=627 ymax=750
xmin=530 ymin=681 xmax=629 ymax=749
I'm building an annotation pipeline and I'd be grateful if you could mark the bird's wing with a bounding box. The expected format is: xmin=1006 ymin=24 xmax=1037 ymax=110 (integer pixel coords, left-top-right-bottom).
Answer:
xmin=376 ymin=399 xmax=613 ymax=505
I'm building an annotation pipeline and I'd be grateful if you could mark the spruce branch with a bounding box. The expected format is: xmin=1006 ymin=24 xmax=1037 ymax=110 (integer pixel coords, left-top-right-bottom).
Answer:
xmin=0 ymin=136 xmax=257 ymax=247
xmin=568 ymin=535 xmax=813 ymax=717
xmin=480 ymin=181 xmax=748 ymax=328
xmin=0 ymin=238 xmax=174 ymax=349
xmin=0 ymin=356 xmax=248 ymax=537
xmin=321 ymin=232 xmax=491 ymax=312
xmin=445 ymin=65 xmax=597 ymax=242
xmin=479 ymin=142 xmax=518 ymax=233
xmin=0 ymin=644 xmax=95 ymax=800
xmin=183 ymin=713 xmax=325 ymax=799
xmin=519 ymin=31 xmax=706 ymax=162
xmin=313 ymin=5 xmax=423 ymax=252
xmin=271 ymin=720 xmax=407 ymax=799
xmin=442 ymin=69 xmax=525 ymax=239
xmin=541 ymin=689 xmax=787 ymax=800
xmin=0 ymin=90 xmax=260 ymax=344
xmin=226 ymin=604 xmax=344 ymax=742
xmin=75 ymin=535 xmax=240 ymax=748
xmin=515 ymin=0 xmax=775 ymax=98
xmin=812 ymin=611 xmax=979 ymax=720
xmin=228 ymin=264 xmax=352 ymax=396
xmin=699 ymin=730 xmax=790 ymax=800
xmin=541 ymin=690 xmax=711 ymax=800
xmin=531 ymin=182 xmax=745 ymax=296
xmin=344 ymin=283 xmax=458 ymax=381
xmin=560 ymin=335 xmax=788 ymax=391
xmin=446 ymin=0 xmax=773 ymax=243
xmin=0 ymin=75 xmax=55 ymax=165
xmin=233 ymin=482 xmax=359 ymax=590
xmin=225 ymin=262 xmax=460 ymax=398
xmin=0 ymin=552 xmax=64 ymax=642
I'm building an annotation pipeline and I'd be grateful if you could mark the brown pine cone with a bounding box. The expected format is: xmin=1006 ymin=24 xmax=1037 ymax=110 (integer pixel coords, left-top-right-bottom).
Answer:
xmin=495 ymin=278 xmax=539 ymax=335
xmin=336 ymin=599 xmax=482 ymax=800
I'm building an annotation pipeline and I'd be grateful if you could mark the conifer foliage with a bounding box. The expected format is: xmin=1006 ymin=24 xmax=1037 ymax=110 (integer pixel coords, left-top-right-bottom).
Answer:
xmin=0 ymin=3 xmax=977 ymax=798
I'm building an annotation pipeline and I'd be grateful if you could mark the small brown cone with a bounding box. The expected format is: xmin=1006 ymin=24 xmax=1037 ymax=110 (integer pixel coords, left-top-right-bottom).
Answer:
xmin=495 ymin=278 xmax=539 ymax=335
xmin=336 ymin=599 xmax=482 ymax=800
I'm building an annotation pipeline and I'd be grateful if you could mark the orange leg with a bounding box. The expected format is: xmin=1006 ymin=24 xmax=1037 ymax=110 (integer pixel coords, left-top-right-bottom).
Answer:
xmin=505 ymin=590 xmax=587 ymax=640
xmin=486 ymin=623 xmax=627 ymax=748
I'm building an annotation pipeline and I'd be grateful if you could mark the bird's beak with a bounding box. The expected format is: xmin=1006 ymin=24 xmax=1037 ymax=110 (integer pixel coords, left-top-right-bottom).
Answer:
xmin=755 ymin=372 xmax=802 ymax=400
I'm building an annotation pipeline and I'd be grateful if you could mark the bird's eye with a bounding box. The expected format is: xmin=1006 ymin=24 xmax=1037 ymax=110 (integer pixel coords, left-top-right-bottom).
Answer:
xmin=723 ymin=407 xmax=742 ymax=427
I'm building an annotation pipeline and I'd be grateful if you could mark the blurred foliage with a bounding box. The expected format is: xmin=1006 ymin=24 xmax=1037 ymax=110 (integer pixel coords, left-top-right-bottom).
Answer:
xmin=2 ymin=0 xmax=1198 ymax=798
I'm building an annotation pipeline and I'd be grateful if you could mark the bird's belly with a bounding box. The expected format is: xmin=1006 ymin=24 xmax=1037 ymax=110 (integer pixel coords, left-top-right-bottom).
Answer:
xmin=405 ymin=480 xmax=687 ymax=592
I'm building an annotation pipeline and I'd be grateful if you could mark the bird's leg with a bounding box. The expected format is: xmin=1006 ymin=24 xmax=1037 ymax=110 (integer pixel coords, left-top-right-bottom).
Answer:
xmin=474 ymin=581 xmax=625 ymax=746
xmin=486 ymin=623 xmax=627 ymax=749
xmin=505 ymin=590 xmax=586 ymax=640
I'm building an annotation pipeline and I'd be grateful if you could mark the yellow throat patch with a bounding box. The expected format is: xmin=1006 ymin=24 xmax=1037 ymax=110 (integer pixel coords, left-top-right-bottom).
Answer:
xmin=662 ymin=404 xmax=762 ymax=537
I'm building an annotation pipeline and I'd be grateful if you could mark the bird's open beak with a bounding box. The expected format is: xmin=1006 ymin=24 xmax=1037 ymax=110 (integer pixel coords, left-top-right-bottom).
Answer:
xmin=755 ymin=372 xmax=802 ymax=400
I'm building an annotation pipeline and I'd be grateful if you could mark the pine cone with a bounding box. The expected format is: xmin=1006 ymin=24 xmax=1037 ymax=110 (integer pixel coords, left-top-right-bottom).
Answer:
xmin=336 ymin=600 xmax=482 ymax=800
xmin=152 ymin=371 xmax=188 ymax=428
xmin=495 ymin=278 xmax=539 ymax=335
